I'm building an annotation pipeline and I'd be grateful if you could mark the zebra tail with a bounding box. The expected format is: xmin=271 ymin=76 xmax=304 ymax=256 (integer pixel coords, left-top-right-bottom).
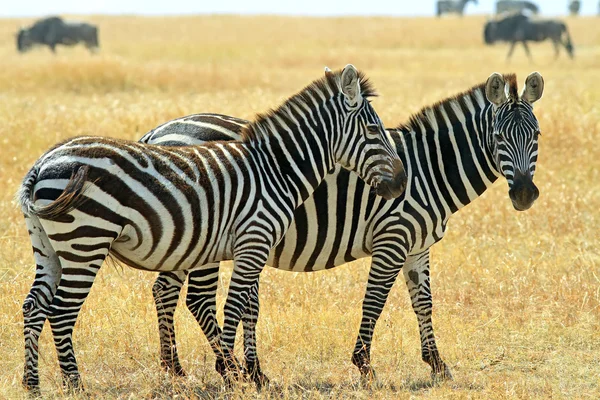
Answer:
xmin=17 ymin=165 xmax=91 ymax=220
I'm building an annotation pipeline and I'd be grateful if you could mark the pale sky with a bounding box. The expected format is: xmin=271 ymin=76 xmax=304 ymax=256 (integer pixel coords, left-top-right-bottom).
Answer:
xmin=1 ymin=0 xmax=598 ymax=17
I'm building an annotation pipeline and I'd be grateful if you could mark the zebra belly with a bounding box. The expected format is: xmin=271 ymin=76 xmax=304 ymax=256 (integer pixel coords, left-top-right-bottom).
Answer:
xmin=267 ymin=167 xmax=376 ymax=272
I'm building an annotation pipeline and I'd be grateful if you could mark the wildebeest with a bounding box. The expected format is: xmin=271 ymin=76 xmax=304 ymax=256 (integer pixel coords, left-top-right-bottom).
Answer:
xmin=436 ymin=0 xmax=477 ymax=17
xmin=568 ymin=0 xmax=581 ymax=16
xmin=484 ymin=13 xmax=574 ymax=60
xmin=16 ymin=16 xmax=99 ymax=53
xmin=496 ymin=0 xmax=539 ymax=15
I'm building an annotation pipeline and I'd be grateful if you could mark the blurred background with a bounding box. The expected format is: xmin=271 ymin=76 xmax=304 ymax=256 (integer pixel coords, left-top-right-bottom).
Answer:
xmin=2 ymin=0 xmax=600 ymax=17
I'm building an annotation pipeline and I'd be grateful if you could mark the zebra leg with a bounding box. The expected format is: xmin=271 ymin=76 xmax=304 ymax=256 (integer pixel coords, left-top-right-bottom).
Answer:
xmin=242 ymin=279 xmax=269 ymax=388
xmin=21 ymin=215 xmax=62 ymax=394
xmin=218 ymin=255 xmax=267 ymax=386
xmin=47 ymin=248 xmax=108 ymax=390
xmin=403 ymin=250 xmax=452 ymax=381
xmin=184 ymin=265 xmax=225 ymax=366
xmin=152 ymin=271 xmax=188 ymax=376
xmin=352 ymin=249 xmax=405 ymax=380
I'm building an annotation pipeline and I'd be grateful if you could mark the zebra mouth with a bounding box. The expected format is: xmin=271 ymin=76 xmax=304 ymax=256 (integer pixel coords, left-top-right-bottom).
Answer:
xmin=374 ymin=162 xmax=407 ymax=200
xmin=508 ymin=170 xmax=539 ymax=212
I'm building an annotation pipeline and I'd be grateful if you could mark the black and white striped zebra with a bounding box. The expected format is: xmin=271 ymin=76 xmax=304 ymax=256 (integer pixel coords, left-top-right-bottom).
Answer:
xmin=17 ymin=65 xmax=407 ymax=394
xmin=144 ymin=72 xmax=545 ymax=384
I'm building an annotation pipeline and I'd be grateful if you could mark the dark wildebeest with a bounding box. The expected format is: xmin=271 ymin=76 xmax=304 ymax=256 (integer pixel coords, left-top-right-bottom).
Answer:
xmin=568 ymin=0 xmax=581 ymax=16
xmin=496 ymin=0 xmax=539 ymax=15
xmin=484 ymin=13 xmax=574 ymax=60
xmin=436 ymin=0 xmax=478 ymax=16
xmin=16 ymin=16 xmax=99 ymax=53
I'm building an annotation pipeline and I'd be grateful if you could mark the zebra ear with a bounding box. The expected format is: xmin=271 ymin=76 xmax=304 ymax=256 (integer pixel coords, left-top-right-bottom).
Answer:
xmin=485 ymin=72 xmax=508 ymax=106
xmin=521 ymin=72 xmax=544 ymax=104
xmin=341 ymin=64 xmax=362 ymax=107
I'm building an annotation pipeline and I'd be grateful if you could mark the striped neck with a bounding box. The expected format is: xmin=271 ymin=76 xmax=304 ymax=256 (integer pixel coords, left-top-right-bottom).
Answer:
xmin=245 ymin=95 xmax=342 ymax=209
xmin=396 ymin=86 xmax=502 ymax=215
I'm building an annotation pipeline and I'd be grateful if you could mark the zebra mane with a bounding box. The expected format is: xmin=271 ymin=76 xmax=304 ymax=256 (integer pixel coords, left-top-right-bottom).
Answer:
xmin=396 ymin=73 xmax=518 ymax=133
xmin=240 ymin=68 xmax=377 ymax=142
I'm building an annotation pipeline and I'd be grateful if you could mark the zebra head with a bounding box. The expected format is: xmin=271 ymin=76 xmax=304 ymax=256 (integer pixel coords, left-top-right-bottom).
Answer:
xmin=485 ymin=72 xmax=544 ymax=211
xmin=334 ymin=65 xmax=407 ymax=200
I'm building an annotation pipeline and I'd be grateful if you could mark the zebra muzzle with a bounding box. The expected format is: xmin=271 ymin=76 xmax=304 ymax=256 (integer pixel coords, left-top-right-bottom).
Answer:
xmin=375 ymin=159 xmax=407 ymax=200
xmin=509 ymin=170 xmax=539 ymax=211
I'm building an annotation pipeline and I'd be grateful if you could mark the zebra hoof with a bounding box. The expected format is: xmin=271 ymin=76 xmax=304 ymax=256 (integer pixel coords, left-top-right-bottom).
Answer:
xmin=161 ymin=359 xmax=187 ymax=377
xmin=62 ymin=373 xmax=84 ymax=392
xmin=431 ymin=364 xmax=453 ymax=382
xmin=22 ymin=377 xmax=41 ymax=397
xmin=216 ymin=355 xmax=246 ymax=387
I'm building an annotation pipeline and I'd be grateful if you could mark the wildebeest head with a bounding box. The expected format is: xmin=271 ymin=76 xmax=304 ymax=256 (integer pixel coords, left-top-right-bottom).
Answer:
xmin=484 ymin=20 xmax=497 ymax=44
xmin=16 ymin=28 xmax=33 ymax=52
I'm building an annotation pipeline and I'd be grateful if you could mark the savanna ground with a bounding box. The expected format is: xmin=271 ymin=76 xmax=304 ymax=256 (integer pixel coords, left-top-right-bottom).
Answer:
xmin=0 ymin=14 xmax=599 ymax=399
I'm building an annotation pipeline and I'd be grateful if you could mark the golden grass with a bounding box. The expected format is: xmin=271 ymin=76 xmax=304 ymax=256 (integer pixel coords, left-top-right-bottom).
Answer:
xmin=0 ymin=14 xmax=599 ymax=399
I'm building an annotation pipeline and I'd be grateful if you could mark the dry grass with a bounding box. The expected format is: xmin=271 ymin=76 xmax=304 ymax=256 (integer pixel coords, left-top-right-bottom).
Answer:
xmin=0 ymin=14 xmax=599 ymax=399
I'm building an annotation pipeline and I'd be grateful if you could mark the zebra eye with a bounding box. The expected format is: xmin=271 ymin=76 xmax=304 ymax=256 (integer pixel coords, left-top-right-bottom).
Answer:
xmin=366 ymin=124 xmax=380 ymax=134
xmin=494 ymin=131 xmax=504 ymax=140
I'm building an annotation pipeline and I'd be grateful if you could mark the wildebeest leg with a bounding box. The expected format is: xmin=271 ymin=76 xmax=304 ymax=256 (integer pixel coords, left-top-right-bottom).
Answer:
xmin=552 ymin=39 xmax=560 ymax=59
xmin=506 ymin=41 xmax=517 ymax=61
xmin=48 ymin=43 xmax=56 ymax=53
xmin=522 ymin=41 xmax=533 ymax=62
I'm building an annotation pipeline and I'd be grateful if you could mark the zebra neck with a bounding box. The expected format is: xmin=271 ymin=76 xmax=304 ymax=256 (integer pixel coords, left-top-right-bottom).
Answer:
xmin=400 ymin=89 xmax=502 ymax=215
xmin=248 ymin=120 xmax=336 ymax=210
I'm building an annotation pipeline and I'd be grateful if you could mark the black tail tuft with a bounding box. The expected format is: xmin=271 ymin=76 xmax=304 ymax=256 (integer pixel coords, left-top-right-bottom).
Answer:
xmin=17 ymin=165 xmax=91 ymax=220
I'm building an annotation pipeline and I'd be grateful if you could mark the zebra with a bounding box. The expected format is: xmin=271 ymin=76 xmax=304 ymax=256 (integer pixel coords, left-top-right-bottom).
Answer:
xmin=144 ymin=72 xmax=545 ymax=385
xmin=495 ymin=0 xmax=539 ymax=15
xmin=484 ymin=13 xmax=574 ymax=60
xmin=17 ymin=65 xmax=407 ymax=394
xmin=436 ymin=0 xmax=478 ymax=17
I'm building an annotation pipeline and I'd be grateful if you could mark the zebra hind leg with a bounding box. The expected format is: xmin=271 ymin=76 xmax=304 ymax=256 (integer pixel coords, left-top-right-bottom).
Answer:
xmin=184 ymin=266 xmax=235 ymax=375
xmin=21 ymin=215 xmax=62 ymax=394
xmin=242 ymin=280 xmax=269 ymax=389
xmin=45 ymin=231 xmax=111 ymax=391
xmin=403 ymin=250 xmax=452 ymax=381
xmin=153 ymin=271 xmax=188 ymax=376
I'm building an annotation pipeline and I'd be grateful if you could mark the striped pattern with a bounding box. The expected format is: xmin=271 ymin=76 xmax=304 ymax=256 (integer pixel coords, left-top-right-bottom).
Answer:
xmin=17 ymin=65 xmax=405 ymax=393
xmin=147 ymin=72 xmax=544 ymax=383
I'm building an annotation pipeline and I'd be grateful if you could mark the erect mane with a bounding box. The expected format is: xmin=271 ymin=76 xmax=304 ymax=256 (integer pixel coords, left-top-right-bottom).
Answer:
xmin=240 ymin=68 xmax=377 ymax=142
xmin=395 ymin=73 xmax=518 ymax=133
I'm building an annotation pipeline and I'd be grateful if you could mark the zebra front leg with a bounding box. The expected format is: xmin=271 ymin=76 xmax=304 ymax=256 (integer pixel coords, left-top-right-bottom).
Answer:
xmin=352 ymin=250 xmax=404 ymax=382
xmin=242 ymin=279 xmax=269 ymax=389
xmin=47 ymin=249 xmax=107 ymax=391
xmin=218 ymin=255 xmax=267 ymax=386
xmin=403 ymin=250 xmax=452 ymax=381
xmin=153 ymin=271 xmax=187 ymax=376
xmin=21 ymin=215 xmax=62 ymax=394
